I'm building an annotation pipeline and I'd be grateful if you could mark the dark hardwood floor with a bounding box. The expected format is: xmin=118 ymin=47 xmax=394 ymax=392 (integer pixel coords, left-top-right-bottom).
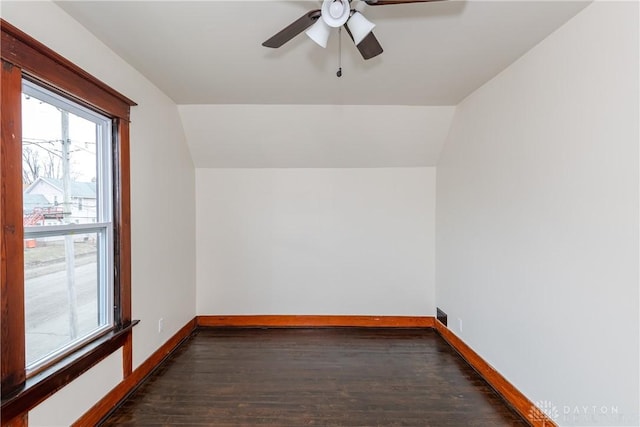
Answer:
xmin=101 ymin=328 xmax=527 ymax=426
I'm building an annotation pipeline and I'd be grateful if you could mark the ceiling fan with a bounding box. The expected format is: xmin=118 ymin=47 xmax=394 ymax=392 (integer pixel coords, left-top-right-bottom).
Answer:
xmin=262 ymin=0 xmax=443 ymax=60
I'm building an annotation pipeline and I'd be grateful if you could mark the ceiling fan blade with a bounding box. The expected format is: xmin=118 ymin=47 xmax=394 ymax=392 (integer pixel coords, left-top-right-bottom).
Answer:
xmin=356 ymin=32 xmax=384 ymax=60
xmin=262 ymin=10 xmax=322 ymax=48
xmin=344 ymin=25 xmax=383 ymax=60
xmin=365 ymin=0 xmax=444 ymax=5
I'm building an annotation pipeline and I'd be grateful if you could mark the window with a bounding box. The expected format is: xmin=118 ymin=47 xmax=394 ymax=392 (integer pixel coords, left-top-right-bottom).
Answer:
xmin=1 ymin=19 xmax=137 ymax=424
xmin=22 ymin=80 xmax=114 ymax=374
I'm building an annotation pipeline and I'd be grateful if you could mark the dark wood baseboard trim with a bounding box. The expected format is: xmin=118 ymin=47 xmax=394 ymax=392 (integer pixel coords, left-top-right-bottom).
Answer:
xmin=72 ymin=318 xmax=197 ymax=426
xmin=434 ymin=320 xmax=556 ymax=427
xmin=197 ymin=315 xmax=435 ymax=328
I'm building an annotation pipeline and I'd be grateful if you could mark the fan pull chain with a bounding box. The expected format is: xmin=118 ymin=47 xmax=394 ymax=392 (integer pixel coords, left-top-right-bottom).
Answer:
xmin=336 ymin=27 xmax=343 ymax=78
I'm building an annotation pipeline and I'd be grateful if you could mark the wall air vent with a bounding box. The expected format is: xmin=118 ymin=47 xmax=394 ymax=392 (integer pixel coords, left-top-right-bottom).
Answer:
xmin=437 ymin=308 xmax=447 ymax=327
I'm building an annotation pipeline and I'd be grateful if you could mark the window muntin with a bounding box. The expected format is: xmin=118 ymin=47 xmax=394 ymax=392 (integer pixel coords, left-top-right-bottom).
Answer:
xmin=22 ymin=79 xmax=114 ymax=374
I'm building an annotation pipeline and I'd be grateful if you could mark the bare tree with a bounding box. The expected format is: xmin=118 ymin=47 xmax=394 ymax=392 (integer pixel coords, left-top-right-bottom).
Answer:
xmin=22 ymin=146 xmax=42 ymax=185
xmin=42 ymin=150 xmax=63 ymax=181
xmin=22 ymin=140 xmax=78 ymax=186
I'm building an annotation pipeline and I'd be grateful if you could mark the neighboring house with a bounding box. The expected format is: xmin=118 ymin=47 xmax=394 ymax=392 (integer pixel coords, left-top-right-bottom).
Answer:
xmin=24 ymin=177 xmax=96 ymax=224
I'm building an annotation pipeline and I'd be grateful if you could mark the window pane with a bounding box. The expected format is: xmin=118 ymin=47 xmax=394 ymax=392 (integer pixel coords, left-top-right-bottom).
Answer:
xmin=22 ymin=86 xmax=99 ymax=224
xmin=21 ymin=80 xmax=113 ymax=373
xmin=24 ymin=233 xmax=108 ymax=368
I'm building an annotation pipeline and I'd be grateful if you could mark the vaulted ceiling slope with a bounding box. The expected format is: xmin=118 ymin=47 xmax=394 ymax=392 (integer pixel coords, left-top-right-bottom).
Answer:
xmin=179 ymin=105 xmax=456 ymax=167
xmin=57 ymin=0 xmax=589 ymax=106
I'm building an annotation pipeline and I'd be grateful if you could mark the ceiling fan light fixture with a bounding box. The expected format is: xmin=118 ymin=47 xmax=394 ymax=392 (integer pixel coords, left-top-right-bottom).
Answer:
xmin=347 ymin=12 xmax=376 ymax=45
xmin=305 ymin=18 xmax=331 ymax=48
xmin=321 ymin=0 xmax=351 ymax=27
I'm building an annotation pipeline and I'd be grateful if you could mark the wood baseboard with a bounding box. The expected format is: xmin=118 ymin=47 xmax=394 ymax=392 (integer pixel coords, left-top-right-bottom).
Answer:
xmin=72 ymin=318 xmax=196 ymax=426
xmin=434 ymin=320 xmax=557 ymax=427
xmin=197 ymin=315 xmax=435 ymax=328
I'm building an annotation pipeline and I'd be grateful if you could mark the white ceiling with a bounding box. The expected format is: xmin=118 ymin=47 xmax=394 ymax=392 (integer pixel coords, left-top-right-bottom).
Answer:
xmin=50 ymin=0 xmax=590 ymax=168
xmin=57 ymin=0 xmax=590 ymax=106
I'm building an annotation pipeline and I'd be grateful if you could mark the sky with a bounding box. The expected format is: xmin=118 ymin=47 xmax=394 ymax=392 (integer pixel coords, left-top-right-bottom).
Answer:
xmin=22 ymin=93 xmax=98 ymax=183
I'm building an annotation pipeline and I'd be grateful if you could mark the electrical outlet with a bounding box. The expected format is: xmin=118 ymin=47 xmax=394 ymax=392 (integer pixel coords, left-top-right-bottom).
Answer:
xmin=458 ymin=318 xmax=463 ymax=332
xmin=158 ymin=318 xmax=164 ymax=333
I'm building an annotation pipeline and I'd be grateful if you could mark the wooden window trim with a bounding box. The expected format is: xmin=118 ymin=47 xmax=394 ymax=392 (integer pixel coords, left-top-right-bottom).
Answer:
xmin=1 ymin=20 xmax=135 ymax=119
xmin=1 ymin=19 xmax=137 ymax=422
xmin=1 ymin=320 xmax=139 ymax=423
xmin=1 ymin=53 xmax=26 ymax=401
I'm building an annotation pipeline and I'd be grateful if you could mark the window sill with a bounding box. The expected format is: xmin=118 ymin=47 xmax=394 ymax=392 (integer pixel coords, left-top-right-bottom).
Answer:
xmin=1 ymin=320 xmax=139 ymax=422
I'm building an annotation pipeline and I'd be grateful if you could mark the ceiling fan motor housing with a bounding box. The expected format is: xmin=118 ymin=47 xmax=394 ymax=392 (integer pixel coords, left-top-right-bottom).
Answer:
xmin=322 ymin=0 xmax=351 ymax=27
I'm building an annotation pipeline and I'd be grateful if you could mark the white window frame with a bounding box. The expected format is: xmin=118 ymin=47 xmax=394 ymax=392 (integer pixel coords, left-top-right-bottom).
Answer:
xmin=22 ymin=79 xmax=115 ymax=374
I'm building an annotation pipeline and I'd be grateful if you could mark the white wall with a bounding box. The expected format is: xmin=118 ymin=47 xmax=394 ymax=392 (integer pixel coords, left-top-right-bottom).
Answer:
xmin=197 ymin=168 xmax=435 ymax=316
xmin=1 ymin=1 xmax=196 ymax=425
xmin=436 ymin=2 xmax=639 ymax=426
